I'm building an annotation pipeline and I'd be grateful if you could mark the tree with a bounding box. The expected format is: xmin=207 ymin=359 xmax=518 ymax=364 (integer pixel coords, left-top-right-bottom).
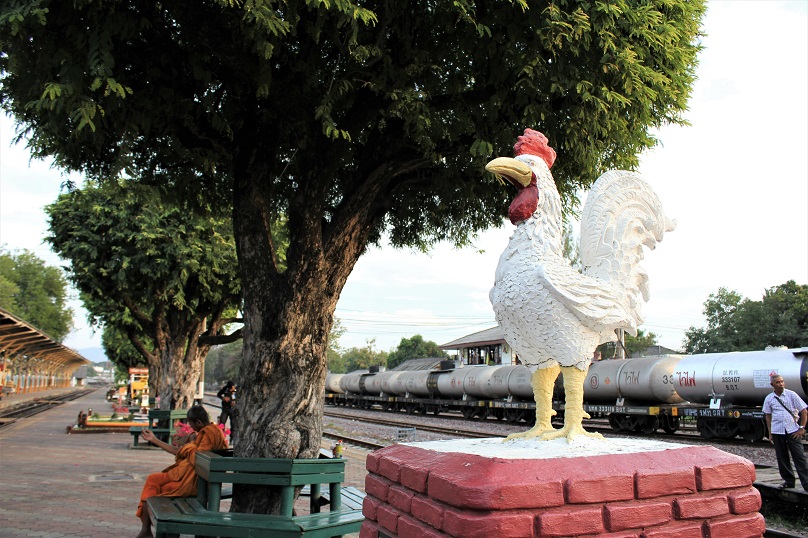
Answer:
xmin=342 ymin=339 xmax=388 ymax=372
xmin=684 ymin=282 xmax=808 ymax=353
xmin=561 ymin=222 xmax=581 ymax=272
xmin=684 ymin=287 xmax=743 ymax=354
xmin=597 ymin=328 xmax=659 ymax=358
xmin=0 ymin=248 xmax=73 ymax=341
xmin=45 ymin=181 xmax=242 ymax=407
xmin=1 ymin=0 xmax=706 ymax=513
xmin=387 ymin=334 xmax=447 ymax=369
xmin=326 ymin=318 xmax=348 ymax=373
xmin=205 ymin=340 xmax=243 ymax=387
xmin=101 ymin=324 xmax=148 ymax=371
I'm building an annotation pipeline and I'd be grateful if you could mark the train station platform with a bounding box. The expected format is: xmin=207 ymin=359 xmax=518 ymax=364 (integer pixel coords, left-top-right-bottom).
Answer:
xmin=0 ymin=387 xmax=366 ymax=537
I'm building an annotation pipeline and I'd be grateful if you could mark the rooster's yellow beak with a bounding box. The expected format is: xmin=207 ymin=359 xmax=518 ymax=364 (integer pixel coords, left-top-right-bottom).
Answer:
xmin=485 ymin=157 xmax=532 ymax=187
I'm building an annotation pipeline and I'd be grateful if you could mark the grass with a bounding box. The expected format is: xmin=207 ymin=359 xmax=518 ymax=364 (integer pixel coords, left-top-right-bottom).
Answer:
xmin=761 ymin=501 xmax=808 ymax=536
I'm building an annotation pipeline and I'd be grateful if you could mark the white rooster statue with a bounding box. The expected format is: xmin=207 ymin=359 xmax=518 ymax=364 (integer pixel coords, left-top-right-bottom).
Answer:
xmin=488 ymin=128 xmax=676 ymax=442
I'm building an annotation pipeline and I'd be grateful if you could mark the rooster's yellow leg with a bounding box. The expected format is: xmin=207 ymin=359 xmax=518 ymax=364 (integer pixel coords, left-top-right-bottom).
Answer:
xmin=541 ymin=366 xmax=603 ymax=442
xmin=505 ymin=364 xmax=560 ymax=441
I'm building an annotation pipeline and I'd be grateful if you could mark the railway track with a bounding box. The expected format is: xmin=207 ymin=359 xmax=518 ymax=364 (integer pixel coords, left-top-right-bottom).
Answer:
xmin=325 ymin=404 xmax=795 ymax=451
xmin=0 ymin=389 xmax=91 ymax=430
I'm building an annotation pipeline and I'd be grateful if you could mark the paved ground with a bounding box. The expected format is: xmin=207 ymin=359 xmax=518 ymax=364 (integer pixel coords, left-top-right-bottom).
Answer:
xmin=0 ymin=387 xmax=368 ymax=537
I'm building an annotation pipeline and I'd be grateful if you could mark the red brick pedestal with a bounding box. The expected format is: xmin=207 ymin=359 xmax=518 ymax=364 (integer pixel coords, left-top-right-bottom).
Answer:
xmin=359 ymin=440 xmax=764 ymax=538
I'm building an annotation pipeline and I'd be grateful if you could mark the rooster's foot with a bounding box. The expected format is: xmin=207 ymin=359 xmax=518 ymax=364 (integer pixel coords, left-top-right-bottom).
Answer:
xmin=504 ymin=424 xmax=555 ymax=441
xmin=540 ymin=425 xmax=603 ymax=443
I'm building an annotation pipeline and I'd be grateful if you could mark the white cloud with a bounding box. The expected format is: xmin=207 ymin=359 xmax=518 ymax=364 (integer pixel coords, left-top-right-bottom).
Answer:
xmin=2 ymin=1 xmax=806 ymax=355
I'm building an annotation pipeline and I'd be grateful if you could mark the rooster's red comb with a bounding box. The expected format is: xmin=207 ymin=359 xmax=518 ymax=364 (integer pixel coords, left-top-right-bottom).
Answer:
xmin=514 ymin=128 xmax=556 ymax=169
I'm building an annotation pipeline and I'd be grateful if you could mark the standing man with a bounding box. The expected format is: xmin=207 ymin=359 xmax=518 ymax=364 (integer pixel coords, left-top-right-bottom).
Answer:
xmin=763 ymin=374 xmax=808 ymax=490
xmin=216 ymin=380 xmax=237 ymax=432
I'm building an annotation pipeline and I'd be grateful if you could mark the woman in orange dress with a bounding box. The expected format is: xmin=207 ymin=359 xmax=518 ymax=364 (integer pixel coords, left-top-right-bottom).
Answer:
xmin=135 ymin=405 xmax=228 ymax=538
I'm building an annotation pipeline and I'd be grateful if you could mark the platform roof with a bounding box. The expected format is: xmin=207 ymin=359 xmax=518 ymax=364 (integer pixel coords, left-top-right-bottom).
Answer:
xmin=0 ymin=306 xmax=90 ymax=372
xmin=439 ymin=326 xmax=505 ymax=350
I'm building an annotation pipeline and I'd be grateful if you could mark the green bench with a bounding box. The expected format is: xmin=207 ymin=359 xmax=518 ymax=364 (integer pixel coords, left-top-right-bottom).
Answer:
xmin=146 ymin=450 xmax=364 ymax=537
xmin=130 ymin=409 xmax=188 ymax=447
xmin=130 ymin=426 xmax=172 ymax=447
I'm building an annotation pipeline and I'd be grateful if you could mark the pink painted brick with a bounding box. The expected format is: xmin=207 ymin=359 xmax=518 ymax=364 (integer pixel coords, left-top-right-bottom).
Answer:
xmin=365 ymin=473 xmax=393 ymax=502
xmin=635 ymin=469 xmax=697 ymax=499
xmin=359 ymin=520 xmax=380 ymax=538
xmin=442 ymin=506 xmax=535 ymax=538
xmin=695 ymin=460 xmax=755 ymax=491
xmin=376 ymin=445 xmax=445 ymax=484
xmin=410 ymin=494 xmax=445 ymax=530
xmin=728 ymin=488 xmax=761 ymax=514
xmin=566 ymin=474 xmax=635 ymax=504
xmin=427 ymin=457 xmax=565 ymax=510
xmin=673 ymin=493 xmax=729 ymax=519
xmin=377 ymin=503 xmax=404 ymax=534
xmin=388 ymin=485 xmax=415 ymax=513
xmin=363 ymin=494 xmax=381 ymax=521
xmin=397 ymin=514 xmax=448 ymax=538
xmin=366 ymin=451 xmax=382 ymax=474
xmin=577 ymin=531 xmax=642 ymax=538
xmin=642 ymin=519 xmax=705 ymax=538
xmin=535 ymin=505 xmax=605 ymax=536
xmin=378 ymin=456 xmax=405 ymax=483
xmin=400 ymin=462 xmax=430 ymax=493
xmin=704 ymin=512 xmax=765 ymax=538
xmin=604 ymin=500 xmax=671 ymax=531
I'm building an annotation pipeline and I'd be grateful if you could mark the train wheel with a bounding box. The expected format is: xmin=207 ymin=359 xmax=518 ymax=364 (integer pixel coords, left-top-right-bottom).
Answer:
xmin=637 ymin=416 xmax=659 ymax=435
xmin=608 ymin=414 xmax=638 ymax=432
xmin=416 ymin=404 xmax=427 ymax=415
xmin=405 ymin=403 xmax=418 ymax=414
xmin=740 ymin=420 xmax=765 ymax=443
xmin=505 ymin=409 xmax=523 ymax=423
xmin=697 ymin=418 xmax=716 ymax=439
xmin=476 ymin=407 xmax=490 ymax=421
xmin=461 ymin=407 xmax=475 ymax=420
xmin=661 ymin=415 xmax=679 ymax=434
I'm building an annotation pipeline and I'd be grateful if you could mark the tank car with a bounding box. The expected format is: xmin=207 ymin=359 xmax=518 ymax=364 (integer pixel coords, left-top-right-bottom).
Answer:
xmin=672 ymin=347 xmax=808 ymax=405
xmin=324 ymin=347 xmax=808 ymax=443
xmin=325 ymin=373 xmax=345 ymax=394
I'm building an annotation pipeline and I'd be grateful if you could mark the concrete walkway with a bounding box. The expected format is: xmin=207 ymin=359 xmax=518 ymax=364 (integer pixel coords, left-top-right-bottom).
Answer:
xmin=0 ymin=387 xmax=367 ymax=537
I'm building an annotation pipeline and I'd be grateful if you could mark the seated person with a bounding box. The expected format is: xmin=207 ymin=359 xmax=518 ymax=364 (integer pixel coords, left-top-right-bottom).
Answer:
xmin=135 ymin=405 xmax=228 ymax=538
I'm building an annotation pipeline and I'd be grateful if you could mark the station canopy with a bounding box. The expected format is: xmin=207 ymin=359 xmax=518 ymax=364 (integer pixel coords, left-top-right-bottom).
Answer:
xmin=0 ymin=306 xmax=90 ymax=372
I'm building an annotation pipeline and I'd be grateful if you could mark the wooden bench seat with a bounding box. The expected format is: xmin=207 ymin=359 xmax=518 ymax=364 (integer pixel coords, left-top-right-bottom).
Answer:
xmin=148 ymin=496 xmax=364 ymax=538
xmin=146 ymin=450 xmax=365 ymax=538
xmin=130 ymin=409 xmax=188 ymax=447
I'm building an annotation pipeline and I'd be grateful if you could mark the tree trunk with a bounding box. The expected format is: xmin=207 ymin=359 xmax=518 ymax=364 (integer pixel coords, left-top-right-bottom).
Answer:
xmin=159 ymin=317 xmax=206 ymax=409
xmin=229 ymin=153 xmax=374 ymax=514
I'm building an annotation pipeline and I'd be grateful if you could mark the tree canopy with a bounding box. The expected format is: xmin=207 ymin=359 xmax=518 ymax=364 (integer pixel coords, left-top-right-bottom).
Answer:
xmin=0 ymin=248 xmax=73 ymax=341
xmin=387 ymin=334 xmax=446 ymax=369
xmin=1 ymin=0 xmax=706 ymax=513
xmin=684 ymin=281 xmax=808 ymax=353
xmin=45 ymin=181 xmax=242 ymax=407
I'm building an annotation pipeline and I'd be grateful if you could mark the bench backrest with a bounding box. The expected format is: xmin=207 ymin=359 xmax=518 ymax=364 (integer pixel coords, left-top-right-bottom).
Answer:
xmin=194 ymin=450 xmax=346 ymax=516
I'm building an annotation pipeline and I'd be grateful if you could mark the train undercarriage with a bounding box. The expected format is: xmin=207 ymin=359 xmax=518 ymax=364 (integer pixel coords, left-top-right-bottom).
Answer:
xmin=325 ymin=392 xmax=769 ymax=443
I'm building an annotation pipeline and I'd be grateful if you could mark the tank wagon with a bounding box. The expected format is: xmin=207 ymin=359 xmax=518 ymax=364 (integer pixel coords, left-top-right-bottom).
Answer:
xmin=325 ymin=347 xmax=808 ymax=443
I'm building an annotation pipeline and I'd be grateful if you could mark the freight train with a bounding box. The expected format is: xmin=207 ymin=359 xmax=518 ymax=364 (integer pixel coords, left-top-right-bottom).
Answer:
xmin=324 ymin=347 xmax=808 ymax=443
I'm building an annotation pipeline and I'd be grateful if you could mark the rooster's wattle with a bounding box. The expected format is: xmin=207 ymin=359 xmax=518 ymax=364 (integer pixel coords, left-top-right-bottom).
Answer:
xmin=488 ymin=129 xmax=676 ymax=442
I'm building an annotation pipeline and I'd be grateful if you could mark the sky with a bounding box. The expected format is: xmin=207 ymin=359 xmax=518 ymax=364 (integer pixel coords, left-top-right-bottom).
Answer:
xmin=1 ymin=1 xmax=807 ymax=357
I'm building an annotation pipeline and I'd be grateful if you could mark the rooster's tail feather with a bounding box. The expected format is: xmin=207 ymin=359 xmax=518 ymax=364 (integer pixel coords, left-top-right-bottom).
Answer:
xmin=579 ymin=170 xmax=675 ymax=327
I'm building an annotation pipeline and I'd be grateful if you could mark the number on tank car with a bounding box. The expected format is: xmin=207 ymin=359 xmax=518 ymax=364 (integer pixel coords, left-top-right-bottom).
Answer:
xmin=661 ymin=374 xmax=674 ymax=385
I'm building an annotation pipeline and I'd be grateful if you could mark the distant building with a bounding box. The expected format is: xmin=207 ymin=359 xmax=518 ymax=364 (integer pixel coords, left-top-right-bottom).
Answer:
xmin=440 ymin=327 xmax=516 ymax=366
xmin=440 ymin=326 xmax=680 ymax=366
